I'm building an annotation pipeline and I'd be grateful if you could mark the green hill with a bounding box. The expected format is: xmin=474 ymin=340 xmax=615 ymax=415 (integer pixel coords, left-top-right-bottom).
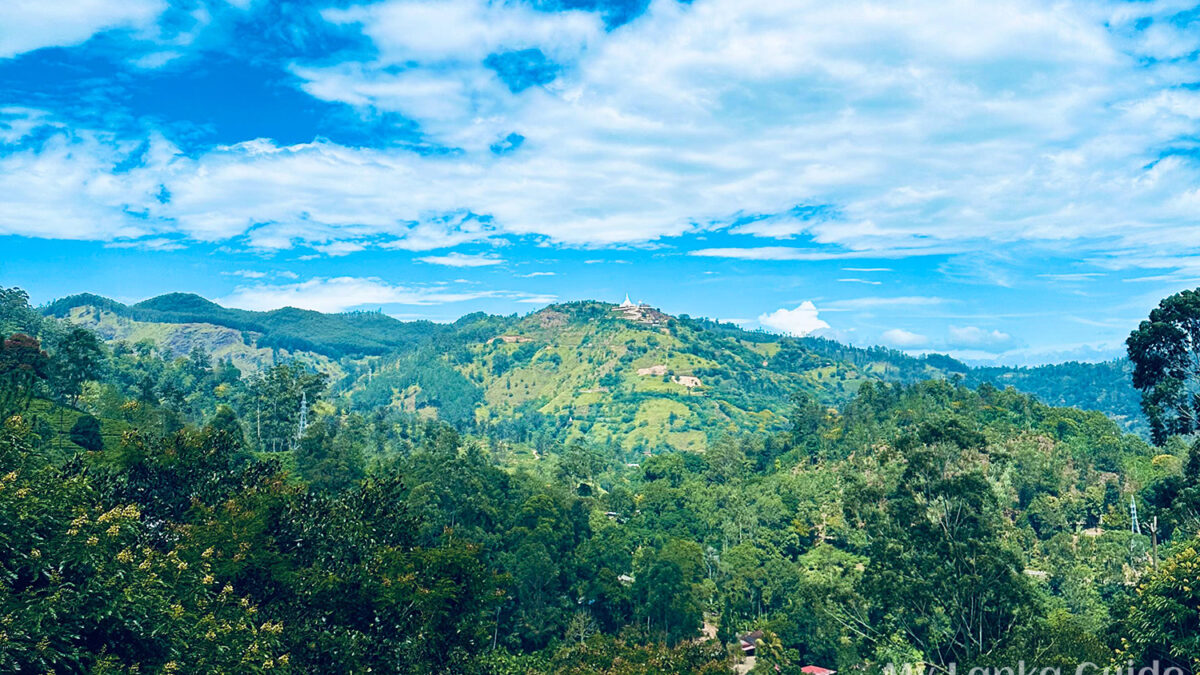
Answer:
xmin=45 ymin=292 xmax=450 ymax=358
xmin=44 ymin=294 xmax=1146 ymax=451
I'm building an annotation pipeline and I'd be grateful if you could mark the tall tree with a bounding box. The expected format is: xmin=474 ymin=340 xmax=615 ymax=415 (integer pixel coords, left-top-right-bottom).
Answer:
xmin=243 ymin=363 xmax=327 ymax=452
xmin=0 ymin=334 xmax=50 ymax=420
xmin=846 ymin=426 xmax=1033 ymax=668
xmin=633 ymin=539 xmax=705 ymax=645
xmin=1127 ymin=289 xmax=1200 ymax=444
xmin=47 ymin=327 xmax=105 ymax=407
xmin=0 ymin=287 xmax=41 ymax=336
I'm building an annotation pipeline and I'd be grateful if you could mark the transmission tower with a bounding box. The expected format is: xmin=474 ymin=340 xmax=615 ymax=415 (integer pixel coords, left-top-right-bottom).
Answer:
xmin=298 ymin=391 xmax=309 ymax=439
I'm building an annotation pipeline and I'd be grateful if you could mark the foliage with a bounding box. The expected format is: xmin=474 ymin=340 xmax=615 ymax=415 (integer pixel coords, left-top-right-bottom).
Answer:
xmin=1127 ymin=289 xmax=1200 ymax=444
xmin=1119 ymin=541 xmax=1200 ymax=672
xmin=0 ymin=334 xmax=49 ymax=421
xmin=0 ymin=417 xmax=286 ymax=673
xmin=69 ymin=414 xmax=103 ymax=452
xmin=4 ymin=284 xmax=1196 ymax=672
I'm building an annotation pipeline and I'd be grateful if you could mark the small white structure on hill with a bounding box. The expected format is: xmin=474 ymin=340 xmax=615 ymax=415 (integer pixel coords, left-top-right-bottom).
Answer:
xmin=620 ymin=293 xmax=635 ymax=308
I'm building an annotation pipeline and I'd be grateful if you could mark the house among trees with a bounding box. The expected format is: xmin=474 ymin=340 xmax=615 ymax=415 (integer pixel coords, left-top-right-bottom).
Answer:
xmin=802 ymin=666 xmax=837 ymax=675
xmin=738 ymin=630 xmax=763 ymax=656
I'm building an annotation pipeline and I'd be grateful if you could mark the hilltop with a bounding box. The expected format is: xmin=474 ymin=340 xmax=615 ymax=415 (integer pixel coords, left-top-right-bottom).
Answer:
xmin=44 ymin=293 xmax=1146 ymax=451
xmin=44 ymin=292 xmax=451 ymax=359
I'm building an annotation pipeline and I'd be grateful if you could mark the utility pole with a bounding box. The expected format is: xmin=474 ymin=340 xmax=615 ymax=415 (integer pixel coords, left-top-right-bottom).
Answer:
xmin=1130 ymin=495 xmax=1142 ymax=559
xmin=1148 ymin=516 xmax=1159 ymax=571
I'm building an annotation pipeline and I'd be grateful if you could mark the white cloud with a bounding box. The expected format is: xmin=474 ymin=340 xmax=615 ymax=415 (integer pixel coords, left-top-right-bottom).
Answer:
xmin=217 ymin=276 xmax=511 ymax=312
xmin=825 ymin=296 xmax=948 ymax=310
xmin=416 ymin=252 xmax=504 ymax=267
xmin=690 ymin=247 xmax=842 ymax=261
xmin=838 ymin=278 xmax=882 ymax=285
xmin=300 ymin=0 xmax=602 ymax=145
xmin=4 ymin=0 xmax=1200 ymax=280
xmin=222 ymin=269 xmax=267 ymax=279
xmin=314 ymin=241 xmax=367 ymax=257
xmin=946 ymin=325 xmax=1015 ymax=348
xmin=516 ymin=294 xmax=558 ymax=304
xmin=1038 ymin=272 xmax=1104 ymax=282
xmin=0 ymin=0 xmax=164 ymax=59
xmin=518 ymin=271 xmax=556 ymax=277
xmin=757 ymin=301 xmax=831 ymax=336
xmin=691 ymin=247 xmax=944 ymax=261
xmin=881 ymin=328 xmax=929 ymax=348
xmin=949 ymin=340 xmax=1123 ymax=367
xmin=104 ymin=237 xmax=186 ymax=251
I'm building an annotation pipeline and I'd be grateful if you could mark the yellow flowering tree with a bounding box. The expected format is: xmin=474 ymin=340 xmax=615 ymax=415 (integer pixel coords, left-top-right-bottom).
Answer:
xmin=0 ymin=417 xmax=288 ymax=673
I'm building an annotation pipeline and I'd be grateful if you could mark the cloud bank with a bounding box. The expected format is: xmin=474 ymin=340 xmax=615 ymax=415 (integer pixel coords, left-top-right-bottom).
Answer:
xmin=1 ymin=0 xmax=1199 ymax=280
xmin=758 ymin=301 xmax=830 ymax=337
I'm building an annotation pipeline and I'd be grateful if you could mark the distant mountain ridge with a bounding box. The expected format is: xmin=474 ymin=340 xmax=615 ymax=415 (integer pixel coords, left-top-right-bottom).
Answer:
xmin=44 ymin=292 xmax=452 ymax=358
xmin=43 ymin=293 xmax=1147 ymax=443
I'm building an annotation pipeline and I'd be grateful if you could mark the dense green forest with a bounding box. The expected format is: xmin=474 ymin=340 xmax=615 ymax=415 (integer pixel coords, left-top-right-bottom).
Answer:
xmin=3 ymin=285 xmax=1198 ymax=674
xmin=45 ymin=293 xmax=1147 ymax=456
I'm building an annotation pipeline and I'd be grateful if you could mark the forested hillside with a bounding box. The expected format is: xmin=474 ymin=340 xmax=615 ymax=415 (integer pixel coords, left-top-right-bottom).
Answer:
xmin=47 ymin=294 xmax=1147 ymax=457
xmin=45 ymin=292 xmax=452 ymax=358
xmin=3 ymin=284 xmax=1199 ymax=673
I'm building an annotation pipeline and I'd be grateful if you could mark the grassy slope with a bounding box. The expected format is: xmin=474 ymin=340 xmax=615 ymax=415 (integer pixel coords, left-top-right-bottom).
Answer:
xmin=47 ymin=294 xmax=1146 ymax=451
xmin=45 ymin=292 xmax=449 ymax=358
xmin=356 ymin=302 xmax=942 ymax=452
xmin=60 ymin=306 xmax=343 ymax=379
xmin=23 ymin=398 xmax=132 ymax=455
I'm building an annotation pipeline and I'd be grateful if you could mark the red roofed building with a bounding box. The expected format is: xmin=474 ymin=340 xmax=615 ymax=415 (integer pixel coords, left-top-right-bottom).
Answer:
xmin=802 ymin=666 xmax=837 ymax=675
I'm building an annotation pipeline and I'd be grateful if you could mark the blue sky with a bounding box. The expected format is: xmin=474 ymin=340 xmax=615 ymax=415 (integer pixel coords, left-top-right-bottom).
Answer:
xmin=2 ymin=0 xmax=1200 ymax=365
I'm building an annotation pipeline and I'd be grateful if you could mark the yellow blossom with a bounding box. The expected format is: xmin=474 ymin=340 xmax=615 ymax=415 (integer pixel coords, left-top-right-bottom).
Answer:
xmin=86 ymin=536 xmax=99 ymax=547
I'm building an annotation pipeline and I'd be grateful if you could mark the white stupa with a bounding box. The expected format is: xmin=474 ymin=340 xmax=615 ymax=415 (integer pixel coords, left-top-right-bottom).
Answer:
xmin=620 ymin=293 xmax=635 ymax=308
